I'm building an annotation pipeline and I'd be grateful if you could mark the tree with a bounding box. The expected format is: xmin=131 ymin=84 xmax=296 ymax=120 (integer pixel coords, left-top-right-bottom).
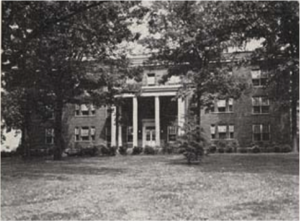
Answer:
xmin=227 ymin=2 xmax=299 ymax=151
xmin=142 ymin=1 xmax=246 ymax=159
xmin=1 ymin=1 xmax=147 ymax=160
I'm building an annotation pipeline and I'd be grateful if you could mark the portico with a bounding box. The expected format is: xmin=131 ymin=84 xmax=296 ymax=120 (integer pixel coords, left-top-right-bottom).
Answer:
xmin=111 ymin=85 xmax=186 ymax=147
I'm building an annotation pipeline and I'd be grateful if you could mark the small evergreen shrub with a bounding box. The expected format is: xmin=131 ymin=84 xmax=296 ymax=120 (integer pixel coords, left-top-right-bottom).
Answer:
xmin=209 ymin=145 xmax=217 ymax=153
xmin=132 ymin=146 xmax=143 ymax=155
xmin=282 ymin=144 xmax=292 ymax=153
xmin=144 ymin=146 xmax=155 ymax=155
xmin=162 ymin=144 xmax=174 ymax=154
xmin=225 ymin=146 xmax=233 ymax=153
xmin=239 ymin=148 xmax=248 ymax=153
xmin=82 ymin=146 xmax=99 ymax=156
xmin=218 ymin=147 xmax=225 ymax=153
xmin=251 ymin=145 xmax=260 ymax=153
xmin=101 ymin=145 xmax=116 ymax=156
xmin=274 ymin=145 xmax=281 ymax=153
xmin=118 ymin=146 xmax=128 ymax=155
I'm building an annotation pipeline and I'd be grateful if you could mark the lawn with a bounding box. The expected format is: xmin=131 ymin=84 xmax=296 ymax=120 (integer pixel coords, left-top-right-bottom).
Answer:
xmin=1 ymin=153 xmax=299 ymax=220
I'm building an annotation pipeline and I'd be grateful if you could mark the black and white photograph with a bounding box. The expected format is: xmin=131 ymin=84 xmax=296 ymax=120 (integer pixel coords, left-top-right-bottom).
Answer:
xmin=1 ymin=1 xmax=299 ymax=220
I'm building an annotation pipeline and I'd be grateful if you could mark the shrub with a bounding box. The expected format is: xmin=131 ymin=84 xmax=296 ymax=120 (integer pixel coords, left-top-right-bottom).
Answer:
xmin=239 ymin=148 xmax=248 ymax=153
xmin=100 ymin=145 xmax=116 ymax=156
xmin=118 ymin=146 xmax=128 ymax=155
xmin=225 ymin=146 xmax=233 ymax=153
xmin=251 ymin=145 xmax=260 ymax=153
xmin=214 ymin=140 xmax=227 ymax=149
xmin=162 ymin=144 xmax=174 ymax=154
xmin=209 ymin=144 xmax=217 ymax=153
xmin=132 ymin=146 xmax=143 ymax=155
xmin=144 ymin=146 xmax=155 ymax=155
xmin=218 ymin=147 xmax=225 ymax=153
xmin=82 ymin=146 xmax=99 ymax=156
xmin=274 ymin=145 xmax=281 ymax=153
xmin=282 ymin=144 xmax=292 ymax=153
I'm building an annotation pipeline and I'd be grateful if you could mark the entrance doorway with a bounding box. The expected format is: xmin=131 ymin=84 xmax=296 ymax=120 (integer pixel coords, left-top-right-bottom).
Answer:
xmin=142 ymin=119 xmax=156 ymax=147
xmin=145 ymin=126 xmax=156 ymax=146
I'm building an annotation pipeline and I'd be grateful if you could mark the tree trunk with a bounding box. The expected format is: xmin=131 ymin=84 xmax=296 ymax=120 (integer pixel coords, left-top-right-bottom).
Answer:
xmin=116 ymin=105 xmax=119 ymax=148
xmin=196 ymin=91 xmax=202 ymax=142
xmin=53 ymin=99 xmax=64 ymax=160
xmin=291 ymin=69 xmax=299 ymax=152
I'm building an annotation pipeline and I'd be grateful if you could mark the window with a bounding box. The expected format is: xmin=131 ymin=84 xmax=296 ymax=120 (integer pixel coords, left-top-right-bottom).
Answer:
xmin=168 ymin=126 xmax=177 ymax=142
xmin=90 ymin=105 xmax=96 ymax=115
xmin=81 ymin=104 xmax=89 ymax=116
xmin=218 ymin=125 xmax=227 ymax=139
xmin=211 ymin=124 xmax=216 ymax=139
xmin=75 ymin=126 xmax=96 ymax=142
xmin=75 ymin=127 xmax=80 ymax=141
xmin=91 ymin=127 xmax=96 ymax=141
xmin=45 ymin=128 xmax=54 ymax=144
xmin=253 ymin=124 xmax=270 ymax=141
xmin=75 ymin=104 xmax=96 ymax=116
xmin=251 ymin=69 xmax=267 ymax=86
xmin=147 ymin=73 xmax=155 ymax=85
xmin=81 ymin=127 xmax=90 ymax=141
xmin=211 ymin=124 xmax=234 ymax=139
xmin=215 ymin=99 xmax=234 ymax=113
xmin=217 ymin=100 xmax=226 ymax=112
xmin=229 ymin=125 xmax=234 ymax=139
xmin=252 ymin=97 xmax=270 ymax=114
xmin=127 ymin=126 xmax=133 ymax=142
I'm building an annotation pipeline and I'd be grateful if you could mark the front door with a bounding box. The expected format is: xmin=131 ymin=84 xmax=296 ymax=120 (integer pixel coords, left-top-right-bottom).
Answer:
xmin=145 ymin=126 xmax=156 ymax=147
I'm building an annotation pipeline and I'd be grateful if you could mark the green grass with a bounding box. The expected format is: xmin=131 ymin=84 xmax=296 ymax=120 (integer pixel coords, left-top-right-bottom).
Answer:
xmin=1 ymin=153 xmax=299 ymax=220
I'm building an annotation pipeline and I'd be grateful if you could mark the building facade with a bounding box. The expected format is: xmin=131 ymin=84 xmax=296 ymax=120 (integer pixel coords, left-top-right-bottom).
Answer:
xmin=38 ymin=52 xmax=291 ymax=150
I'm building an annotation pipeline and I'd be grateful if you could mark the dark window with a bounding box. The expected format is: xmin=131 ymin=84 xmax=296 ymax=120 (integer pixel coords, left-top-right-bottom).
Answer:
xmin=253 ymin=124 xmax=270 ymax=141
xmin=45 ymin=128 xmax=54 ymax=144
xmin=251 ymin=69 xmax=268 ymax=87
xmin=252 ymin=97 xmax=270 ymax=114
xmin=127 ymin=127 xmax=133 ymax=142
xmin=168 ymin=126 xmax=177 ymax=142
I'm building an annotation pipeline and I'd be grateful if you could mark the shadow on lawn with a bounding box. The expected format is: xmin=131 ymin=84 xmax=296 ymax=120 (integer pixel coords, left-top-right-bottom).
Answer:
xmin=167 ymin=154 xmax=299 ymax=176
xmin=1 ymin=158 xmax=126 ymax=180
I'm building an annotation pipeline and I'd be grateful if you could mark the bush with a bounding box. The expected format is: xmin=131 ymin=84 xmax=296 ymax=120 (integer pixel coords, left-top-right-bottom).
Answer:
xmin=65 ymin=145 xmax=99 ymax=157
xmin=162 ymin=144 xmax=174 ymax=154
xmin=282 ymin=144 xmax=292 ymax=153
xmin=144 ymin=146 xmax=155 ymax=155
xmin=218 ymin=147 xmax=225 ymax=153
xmin=100 ymin=145 xmax=116 ymax=156
xmin=274 ymin=145 xmax=281 ymax=153
xmin=82 ymin=146 xmax=99 ymax=156
xmin=251 ymin=145 xmax=260 ymax=153
xmin=238 ymin=148 xmax=248 ymax=153
xmin=132 ymin=146 xmax=143 ymax=155
xmin=118 ymin=146 xmax=128 ymax=155
xmin=209 ymin=145 xmax=217 ymax=153
xmin=214 ymin=140 xmax=227 ymax=149
xmin=225 ymin=146 xmax=233 ymax=153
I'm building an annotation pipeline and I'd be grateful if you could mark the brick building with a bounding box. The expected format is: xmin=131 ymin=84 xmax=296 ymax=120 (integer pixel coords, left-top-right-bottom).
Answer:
xmin=38 ymin=52 xmax=291 ymax=150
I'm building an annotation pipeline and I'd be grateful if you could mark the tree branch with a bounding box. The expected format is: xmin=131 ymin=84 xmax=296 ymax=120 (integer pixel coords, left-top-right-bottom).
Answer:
xmin=15 ymin=1 xmax=106 ymax=62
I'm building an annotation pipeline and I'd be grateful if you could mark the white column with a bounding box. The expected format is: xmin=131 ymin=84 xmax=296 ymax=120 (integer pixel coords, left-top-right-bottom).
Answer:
xmin=118 ymin=106 xmax=122 ymax=147
xmin=111 ymin=105 xmax=116 ymax=146
xmin=133 ymin=97 xmax=138 ymax=147
xmin=178 ymin=97 xmax=185 ymax=136
xmin=155 ymin=96 xmax=160 ymax=146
